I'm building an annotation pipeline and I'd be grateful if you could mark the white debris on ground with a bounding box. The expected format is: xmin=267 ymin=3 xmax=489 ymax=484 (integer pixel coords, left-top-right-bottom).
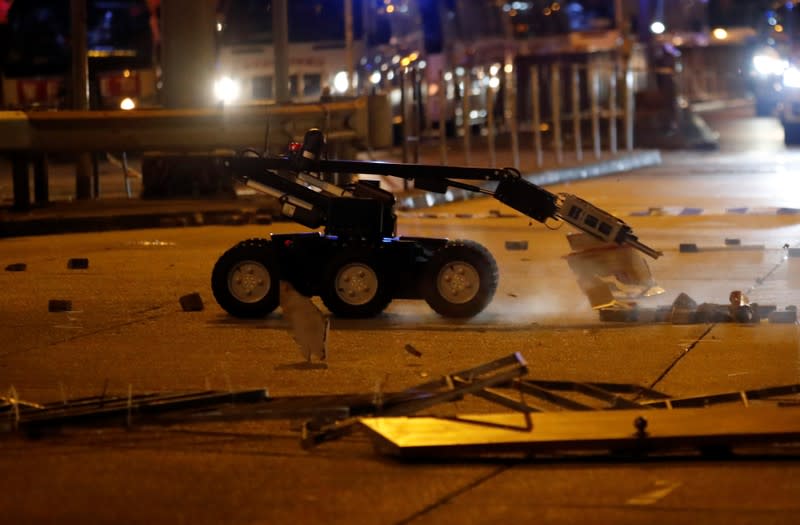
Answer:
xmin=279 ymin=281 xmax=330 ymax=362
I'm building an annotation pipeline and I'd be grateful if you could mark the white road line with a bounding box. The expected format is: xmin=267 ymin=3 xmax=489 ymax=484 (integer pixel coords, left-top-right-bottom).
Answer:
xmin=626 ymin=481 xmax=683 ymax=506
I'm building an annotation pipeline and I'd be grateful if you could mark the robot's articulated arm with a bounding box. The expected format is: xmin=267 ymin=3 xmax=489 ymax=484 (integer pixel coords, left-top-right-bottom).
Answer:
xmin=223 ymin=129 xmax=662 ymax=259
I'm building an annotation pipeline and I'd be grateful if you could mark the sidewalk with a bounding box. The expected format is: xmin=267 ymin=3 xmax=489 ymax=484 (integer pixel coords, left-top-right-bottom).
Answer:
xmin=0 ymin=139 xmax=661 ymax=238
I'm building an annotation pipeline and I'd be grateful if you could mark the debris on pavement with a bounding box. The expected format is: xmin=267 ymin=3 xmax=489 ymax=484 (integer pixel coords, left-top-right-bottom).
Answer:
xmin=360 ymin=404 xmax=800 ymax=459
xmin=4 ymin=355 xmax=800 ymax=462
xmin=4 ymin=263 xmax=26 ymax=272
xmin=280 ymin=281 xmax=329 ymax=362
xmin=404 ymin=344 xmax=422 ymax=357
xmin=504 ymin=240 xmax=529 ymax=251
xmin=6 ymin=353 xmax=800 ymax=459
xmin=679 ymin=242 xmax=764 ymax=253
xmin=179 ymin=292 xmax=204 ymax=312
xmin=67 ymin=258 xmax=89 ymax=269
xmin=48 ymin=299 xmax=73 ymax=313
xmin=598 ymin=291 xmax=788 ymax=324
xmin=565 ymin=233 xmax=663 ymax=309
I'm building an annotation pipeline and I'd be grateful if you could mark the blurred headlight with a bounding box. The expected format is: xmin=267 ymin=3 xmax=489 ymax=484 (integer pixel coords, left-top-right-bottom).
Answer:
xmin=784 ymin=66 xmax=800 ymax=88
xmin=213 ymin=76 xmax=240 ymax=104
xmin=333 ymin=71 xmax=349 ymax=94
xmin=753 ymin=50 xmax=787 ymax=76
xmin=119 ymin=97 xmax=136 ymax=110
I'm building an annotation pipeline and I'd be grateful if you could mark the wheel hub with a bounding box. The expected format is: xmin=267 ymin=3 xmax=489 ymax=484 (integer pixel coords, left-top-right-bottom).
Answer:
xmin=336 ymin=263 xmax=377 ymax=305
xmin=229 ymin=260 xmax=271 ymax=303
xmin=437 ymin=262 xmax=479 ymax=304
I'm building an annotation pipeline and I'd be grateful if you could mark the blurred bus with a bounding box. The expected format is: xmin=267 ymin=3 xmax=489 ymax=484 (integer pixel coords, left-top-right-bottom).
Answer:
xmin=214 ymin=0 xmax=367 ymax=104
xmin=360 ymin=0 xmax=515 ymax=134
xmin=1 ymin=0 xmax=158 ymax=110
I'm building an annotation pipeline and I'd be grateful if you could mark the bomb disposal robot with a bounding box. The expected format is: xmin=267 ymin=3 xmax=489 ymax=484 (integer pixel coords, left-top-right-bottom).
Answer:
xmin=211 ymin=129 xmax=660 ymax=319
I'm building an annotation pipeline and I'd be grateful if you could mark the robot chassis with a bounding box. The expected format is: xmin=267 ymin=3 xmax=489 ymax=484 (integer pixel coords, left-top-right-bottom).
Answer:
xmin=211 ymin=129 xmax=660 ymax=319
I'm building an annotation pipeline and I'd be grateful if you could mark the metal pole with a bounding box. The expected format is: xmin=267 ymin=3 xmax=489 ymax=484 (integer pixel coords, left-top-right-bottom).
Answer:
xmin=614 ymin=0 xmax=625 ymax=34
xmin=412 ymin=67 xmax=421 ymax=163
xmin=625 ymin=65 xmax=635 ymax=151
xmin=551 ymin=63 xmax=563 ymax=164
xmin=273 ymin=0 xmax=290 ymax=103
xmin=439 ymin=70 xmax=448 ymax=165
xmin=11 ymin=155 xmax=30 ymax=211
xmin=71 ymin=0 xmax=92 ymax=200
xmin=462 ymin=70 xmax=471 ymax=166
xmin=531 ymin=66 xmax=543 ymax=168
xmin=345 ymin=0 xmax=354 ymax=95
xmin=506 ymin=59 xmax=520 ymax=170
xmin=70 ymin=0 xmax=90 ymax=110
xmin=401 ymin=67 xmax=408 ymax=164
xmin=609 ymin=63 xmax=618 ymax=155
xmin=590 ymin=63 xmax=601 ymax=159
xmin=33 ymin=154 xmax=50 ymax=205
xmin=487 ymin=83 xmax=496 ymax=168
xmin=571 ymin=64 xmax=583 ymax=161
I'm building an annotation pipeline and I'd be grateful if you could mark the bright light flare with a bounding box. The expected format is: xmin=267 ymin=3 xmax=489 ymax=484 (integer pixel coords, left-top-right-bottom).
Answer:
xmin=650 ymin=21 xmax=665 ymax=35
xmin=783 ymin=66 xmax=800 ymax=88
xmin=119 ymin=97 xmax=135 ymax=110
xmin=753 ymin=52 xmax=787 ymax=76
xmin=333 ymin=71 xmax=350 ymax=93
xmin=712 ymin=28 xmax=728 ymax=40
xmin=213 ymin=76 xmax=240 ymax=104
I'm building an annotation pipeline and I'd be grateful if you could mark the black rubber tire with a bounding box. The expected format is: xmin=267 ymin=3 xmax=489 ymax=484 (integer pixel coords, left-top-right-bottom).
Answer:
xmin=211 ymin=238 xmax=280 ymax=318
xmin=423 ymin=239 xmax=498 ymax=318
xmin=320 ymin=250 xmax=391 ymax=318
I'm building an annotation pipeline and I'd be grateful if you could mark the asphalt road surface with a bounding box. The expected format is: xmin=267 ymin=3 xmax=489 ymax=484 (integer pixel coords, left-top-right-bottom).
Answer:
xmin=1 ymin=105 xmax=799 ymax=524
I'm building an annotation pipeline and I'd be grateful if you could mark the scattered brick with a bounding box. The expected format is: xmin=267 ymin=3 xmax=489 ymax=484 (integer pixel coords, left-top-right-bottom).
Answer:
xmin=504 ymin=240 xmax=529 ymax=251
xmin=67 ymin=258 xmax=89 ymax=270
xmin=404 ymin=344 xmax=422 ymax=357
xmin=48 ymin=299 xmax=73 ymax=312
xmin=179 ymin=292 xmax=204 ymax=312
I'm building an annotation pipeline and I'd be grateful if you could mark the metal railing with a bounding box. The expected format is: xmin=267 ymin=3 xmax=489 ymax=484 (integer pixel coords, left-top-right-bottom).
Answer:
xmin=397 ymin=52 xmax=636 ymax=170
xmin=0 ymin=98 xmax=370 ymax=210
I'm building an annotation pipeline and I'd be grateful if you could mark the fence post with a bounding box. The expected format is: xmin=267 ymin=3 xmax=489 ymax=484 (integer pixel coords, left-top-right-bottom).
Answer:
xmin=412 ymin=67 xmax=421 ymax=164
xmin=531 ymin=66 xmax=543 ymax=168
xmin=571 ymin=63 xmax=583 ymax=161
xmin=551 ymin=62 xmax=563 ymax=164
xmin=439 ymin=70 xmax=447 ymax=165
xmin=608 ymin=62 xmax=618 ymax=155
xmin=590 ymin=62 xmax=601 ymax=159
xmin=624 ymin=65 xmax=634 ymax=151
xmin=462 ymin=69 xmax=472 ymax=166
xmin=487 ymin=81 xmax=496 ymax=168
xmin=11 ymin=154 xmax=30 ymax=212
xmin=400 ymin=66 xmax=408 ymax=164
xmin=507 ymin=62 xmax=520 ymax=170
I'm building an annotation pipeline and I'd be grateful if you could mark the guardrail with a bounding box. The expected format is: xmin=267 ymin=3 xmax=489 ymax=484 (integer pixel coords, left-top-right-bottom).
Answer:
xmin=398 ymin=51 xmax=636 ymax=169
xmin=1 ymin=98 xmax=370 ymax=210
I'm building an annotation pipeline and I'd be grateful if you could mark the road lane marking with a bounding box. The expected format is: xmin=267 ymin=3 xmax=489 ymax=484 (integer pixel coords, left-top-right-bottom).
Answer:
xmin=626 ymin=480 xmax=683 ymax=506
